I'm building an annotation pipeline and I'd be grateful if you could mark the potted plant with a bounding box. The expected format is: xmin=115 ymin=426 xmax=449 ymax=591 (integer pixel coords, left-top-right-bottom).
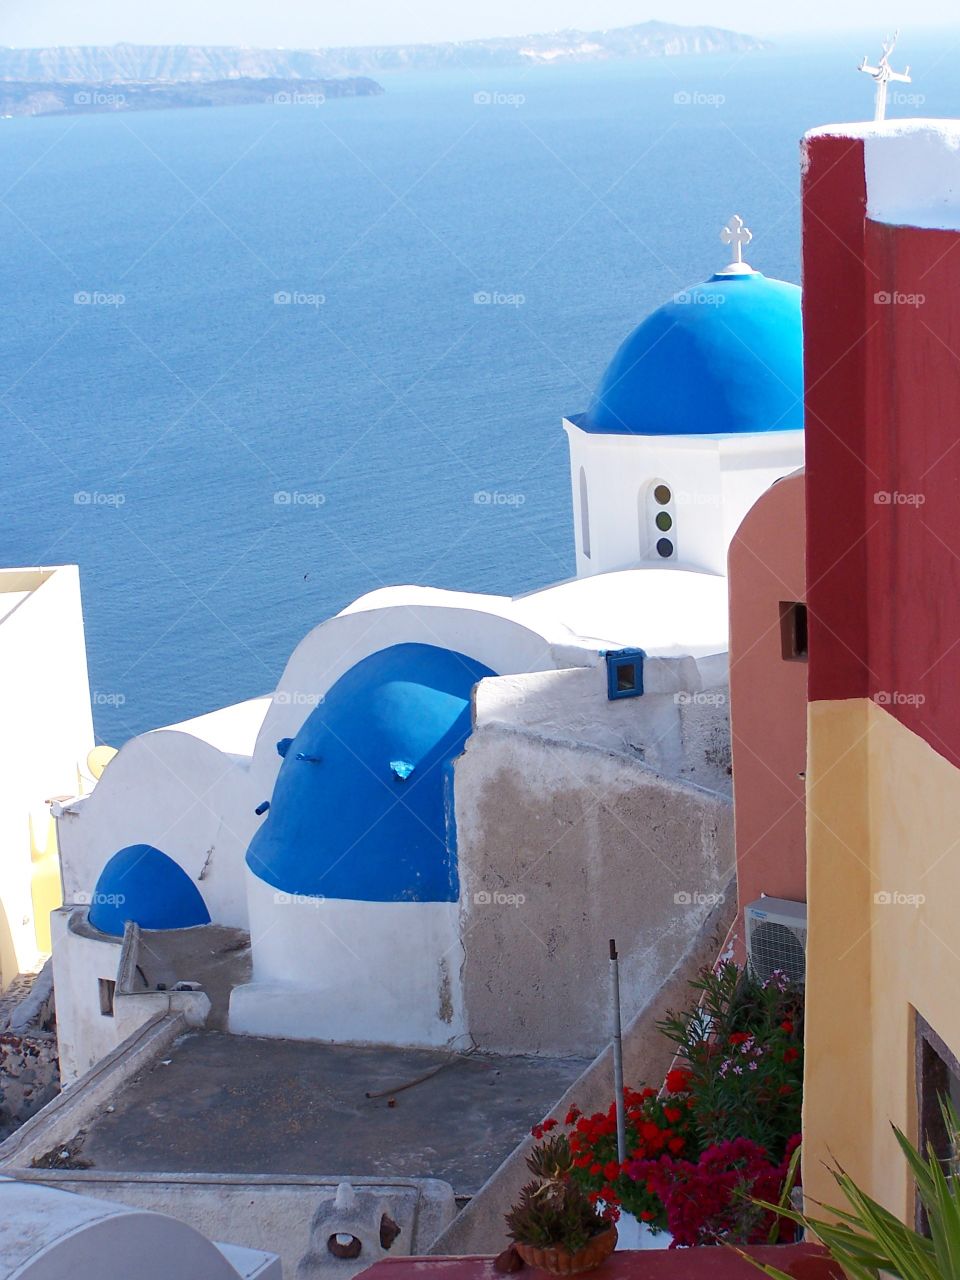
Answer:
xmin=745 ymin=1097 xmax=960 ymax=1280
xmin=506 ymin=1135 xmax=618 ymax=1275
xmin=527 ymin=962 xmax=804 ymax=1247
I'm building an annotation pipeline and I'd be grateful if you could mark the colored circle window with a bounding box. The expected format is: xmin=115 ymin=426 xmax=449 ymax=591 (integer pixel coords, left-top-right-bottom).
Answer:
xmin=655 ymin=511 xmax=673 ymax=532
xmin=656 ymin=538 xmax=674 ymax=558
xmin=653 ymin=484 xmax=671 ymax=505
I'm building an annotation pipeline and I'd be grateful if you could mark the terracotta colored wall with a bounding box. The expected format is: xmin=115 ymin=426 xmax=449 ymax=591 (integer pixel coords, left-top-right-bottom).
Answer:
xmin=801 ymin=126 xmax=960 ymax=1220
xmin=728 ymin=471 xmax=807 ymax=919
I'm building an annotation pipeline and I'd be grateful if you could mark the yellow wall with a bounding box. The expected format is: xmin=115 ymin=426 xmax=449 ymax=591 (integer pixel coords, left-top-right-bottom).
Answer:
xmin=804 ymin=698 xmax=960 ymax=1218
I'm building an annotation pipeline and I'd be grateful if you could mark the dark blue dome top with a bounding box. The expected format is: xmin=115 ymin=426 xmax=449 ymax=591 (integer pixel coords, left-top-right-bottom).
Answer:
xmin=89 ymin=844 xmax=210 ymax=937
xmin=580 ymin=272 xmax=803 ymax=436
xmin=247 ymin=643 xmax=495 ymax=902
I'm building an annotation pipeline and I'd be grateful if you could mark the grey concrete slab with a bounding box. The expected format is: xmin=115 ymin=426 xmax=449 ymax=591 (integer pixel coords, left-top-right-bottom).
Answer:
xmin=67 ymin=1032 xmax=590 ymax=1196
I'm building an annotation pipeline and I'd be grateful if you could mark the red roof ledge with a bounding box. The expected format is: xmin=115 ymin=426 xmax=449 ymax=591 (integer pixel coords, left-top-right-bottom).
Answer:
xmin=356 ymin=1244 xmax=841 ymax=1280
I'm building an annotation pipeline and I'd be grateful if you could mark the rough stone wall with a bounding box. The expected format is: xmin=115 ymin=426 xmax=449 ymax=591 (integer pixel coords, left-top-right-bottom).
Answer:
xmin=0 ymin=963 xmax=60 ymax=1138
xmin=0 ymin=1030 xmax=60 ymax=1138
xmin=456 ymin=727 xmax=733 ymax=1057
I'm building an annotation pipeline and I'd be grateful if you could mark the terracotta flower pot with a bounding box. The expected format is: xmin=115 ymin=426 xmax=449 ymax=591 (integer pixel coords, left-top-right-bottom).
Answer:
xmin=513 ymin=1225 xmax=618 ymax=1276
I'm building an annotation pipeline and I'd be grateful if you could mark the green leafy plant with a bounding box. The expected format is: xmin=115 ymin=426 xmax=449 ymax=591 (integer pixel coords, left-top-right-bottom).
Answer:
xmin=657 ymin=961 xmax=804 ymax=1161
xmin=744 ymin=1097 xmax=960 ymax=1280
xmin=506 ymin=1135 xmax=612 ymax=1253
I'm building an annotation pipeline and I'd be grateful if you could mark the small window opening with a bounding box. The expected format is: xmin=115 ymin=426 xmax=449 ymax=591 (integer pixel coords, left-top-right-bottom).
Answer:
xmin=916 ymin=1014 xmax=960 ymax=1233
xmin=606 ymin=649 xmax=646 ymax=700
xmin=779 ymin=602 xmax=808 ymax=661
xmin=579 ymin=467 xmax=591 ymax=560
xmin=643 ymin=481 xmax=676 ymax=560
xmin=99 ymin=977 xmax=116 ymax=1017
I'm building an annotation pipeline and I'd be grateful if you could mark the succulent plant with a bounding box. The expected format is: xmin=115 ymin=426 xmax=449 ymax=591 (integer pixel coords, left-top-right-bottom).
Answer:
xmin=505 ymin=1135 xmax=609 ymax=1253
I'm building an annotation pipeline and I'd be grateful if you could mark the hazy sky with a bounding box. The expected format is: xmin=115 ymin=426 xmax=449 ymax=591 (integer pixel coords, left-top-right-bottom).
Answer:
xmin=1 ymin=0 xmax=958 ymax=48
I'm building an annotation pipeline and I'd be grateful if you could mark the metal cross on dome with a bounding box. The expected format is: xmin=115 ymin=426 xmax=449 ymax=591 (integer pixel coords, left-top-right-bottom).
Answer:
xmin=720 ymin=214 xmax=753 ymax=273
xmin=859 ymin=31 xmax=911 ymax=122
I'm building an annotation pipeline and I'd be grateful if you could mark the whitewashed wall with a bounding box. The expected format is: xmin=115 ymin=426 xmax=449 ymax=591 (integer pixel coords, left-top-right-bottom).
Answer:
xmin=0 ymin=567 xmax=94 ymax=988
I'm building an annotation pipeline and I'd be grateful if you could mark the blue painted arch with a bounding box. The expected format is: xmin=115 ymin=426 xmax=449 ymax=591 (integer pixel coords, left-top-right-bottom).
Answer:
xmin=580 ymin=272 xmax=803 ymax=437
xmin=89 ymin=844 xmax=211 ymax=937
xmin=246 ymin=643 xmax=495 ymax=902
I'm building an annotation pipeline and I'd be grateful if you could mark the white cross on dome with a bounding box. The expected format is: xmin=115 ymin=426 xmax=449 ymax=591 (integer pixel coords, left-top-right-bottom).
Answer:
xmin=719 ymin=215 xmax=756 ymax=275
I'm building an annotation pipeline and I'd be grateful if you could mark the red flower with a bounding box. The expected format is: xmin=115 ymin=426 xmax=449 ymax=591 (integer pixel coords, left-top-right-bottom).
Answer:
xmin=542 ymin=1117 xmax=558 ymax=1132
xmin=565 ymin=1106 xmax=581 ymax=1125
xmin=668 ymin=1137 xmax=685 ymax=1153
xmin=780 ymin=1020 xmax=794 ymax=1034
xmin=590 ymin=1163 xmax=602 ymax=1176
xmin=603 ymin=1161 xmax=621 ymax=1181
xmin=778 ymin=1084 xmax=793 ymax=1096
xmin=664 ymin=1106 xmax=682 ymax=1124
xmin=531 ymin=1124 xmax=543 ymax=1140
xmin=783 ymin=1047 xmax=799 ymax=1063
xmin=640 ymin=1211 xmax=654 ymax=1222
xmin=729 ymin=1032 xmax=751 ymax=1045
xmin=665 ymin=1068 xmax=691 ymax=1094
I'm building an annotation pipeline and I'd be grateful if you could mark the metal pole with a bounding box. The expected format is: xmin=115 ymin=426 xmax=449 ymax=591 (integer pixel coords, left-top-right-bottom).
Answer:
xmin=609 ymin=939 xmax=627 ymax=1164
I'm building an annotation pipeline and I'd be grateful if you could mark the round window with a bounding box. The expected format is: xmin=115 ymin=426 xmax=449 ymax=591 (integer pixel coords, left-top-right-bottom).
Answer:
xmin=656 ymin=537 xmax=674 ymax=558
xmin=653 ymin=484 xmax=671 ymax=505
xmin=655 ymin=511 xmax=672 ymax=532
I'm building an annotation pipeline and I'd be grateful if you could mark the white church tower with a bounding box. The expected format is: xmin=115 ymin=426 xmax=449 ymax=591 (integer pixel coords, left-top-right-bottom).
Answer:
xmin=564 ymin=218 xmax=805 ymax=578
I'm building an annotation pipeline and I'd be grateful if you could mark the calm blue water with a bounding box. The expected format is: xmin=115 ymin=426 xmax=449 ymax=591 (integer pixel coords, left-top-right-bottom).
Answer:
xmin=2 ymin=36 xmax=959 ymax=742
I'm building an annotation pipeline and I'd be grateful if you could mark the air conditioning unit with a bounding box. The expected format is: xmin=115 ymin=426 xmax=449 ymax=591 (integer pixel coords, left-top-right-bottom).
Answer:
xmin=745 ymin=897 xmax=807 ymax=986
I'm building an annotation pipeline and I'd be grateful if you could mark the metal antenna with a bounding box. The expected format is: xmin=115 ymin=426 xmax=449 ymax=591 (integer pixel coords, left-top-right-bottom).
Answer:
xmin=858 ymin=30 xmax=911 ymax=122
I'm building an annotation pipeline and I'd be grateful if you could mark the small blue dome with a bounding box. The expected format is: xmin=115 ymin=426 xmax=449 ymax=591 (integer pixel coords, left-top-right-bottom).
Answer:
xmin=580 ymin=272 xmax=803 ymax=437
xmin=247 ymin=643 xmax=495 ymax=902
xmin=89 ymin=844 xmax=210 ymax=937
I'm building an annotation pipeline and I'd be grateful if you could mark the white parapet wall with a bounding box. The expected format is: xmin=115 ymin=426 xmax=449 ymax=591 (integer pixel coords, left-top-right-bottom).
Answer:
xmin=8 ymin=1173 xmax=456 ymax=1280
xmin=0 ymin=1179 xmax=280 ymax=1279
xmin=51 ymin=911 xmax=212 ymax=1087
xmin=229 ymin=874 xmax=465 ymax=1047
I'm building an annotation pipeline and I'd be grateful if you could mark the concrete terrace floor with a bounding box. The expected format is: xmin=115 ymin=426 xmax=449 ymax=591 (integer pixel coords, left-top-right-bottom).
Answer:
xmin=67 ymin=1031 xmax=591 ymax=1196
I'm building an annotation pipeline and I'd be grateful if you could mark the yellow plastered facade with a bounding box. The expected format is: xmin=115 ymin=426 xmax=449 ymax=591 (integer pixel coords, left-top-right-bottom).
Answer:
xmin=804 ymin=697 xmax=960 ymax=1217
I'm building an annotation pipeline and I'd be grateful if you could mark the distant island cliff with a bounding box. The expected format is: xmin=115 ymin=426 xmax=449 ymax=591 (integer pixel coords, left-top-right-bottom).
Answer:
xmin=0 ymin=22 xmax=768 ymax=118
xmin=0 ymin=77 xmax=382 ymax=118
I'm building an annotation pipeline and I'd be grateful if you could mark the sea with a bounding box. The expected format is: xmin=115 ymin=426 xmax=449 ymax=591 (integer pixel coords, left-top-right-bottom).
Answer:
xmin=2 ymin=34 xmax=959 ymax=742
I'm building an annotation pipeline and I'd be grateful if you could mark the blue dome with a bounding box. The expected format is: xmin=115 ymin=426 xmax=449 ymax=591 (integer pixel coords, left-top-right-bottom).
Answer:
xmin=247 ymin=643 xmax=495 ymax=902
xmin=580 ymin=272 xmax=803 ymax=436
xmin=89 ymin=844 xmax=211 ymax=937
